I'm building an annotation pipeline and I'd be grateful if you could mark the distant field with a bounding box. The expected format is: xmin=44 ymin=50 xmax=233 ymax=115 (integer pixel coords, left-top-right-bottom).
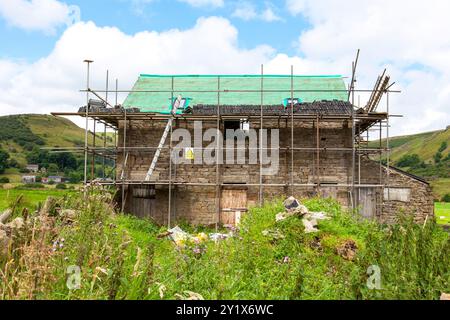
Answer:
xmin=0 ymin=188 xmax=74 ymax=211
xmin=435 ymin=202 xmax=450 ymax=225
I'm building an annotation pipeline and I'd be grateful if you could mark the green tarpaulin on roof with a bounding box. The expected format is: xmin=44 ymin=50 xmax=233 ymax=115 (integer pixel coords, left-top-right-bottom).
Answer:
xmin=123 ymin=74 xmax=349 ymax=114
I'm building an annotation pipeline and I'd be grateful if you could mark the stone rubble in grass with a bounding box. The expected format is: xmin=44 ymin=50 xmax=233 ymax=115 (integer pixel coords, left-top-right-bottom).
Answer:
xmin=175 ymin=290 xmax=205 ymax=300
xmin=440 ymin=293 xmax=450 ymax=300
xmin=0 ymin=229 xmax=10 ymax=256
xmin=302 ymin=218 xmax=319 ymax=234
xmin=336 ymin=240 xmax=358 ymax=261
xmin=277 ymin=196 xmax=330 ymax=234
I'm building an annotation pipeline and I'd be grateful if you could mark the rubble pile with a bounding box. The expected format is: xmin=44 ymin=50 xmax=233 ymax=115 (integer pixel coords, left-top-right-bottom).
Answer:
xmin=276 ymin=196 xmax=331 ymax=234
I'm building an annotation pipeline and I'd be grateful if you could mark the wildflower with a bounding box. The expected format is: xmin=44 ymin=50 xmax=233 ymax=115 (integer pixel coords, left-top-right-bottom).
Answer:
xmin=283 ymin=256 xmax=290 ymax=264
xmin=197 ymin=233 xmax=208 ymax=242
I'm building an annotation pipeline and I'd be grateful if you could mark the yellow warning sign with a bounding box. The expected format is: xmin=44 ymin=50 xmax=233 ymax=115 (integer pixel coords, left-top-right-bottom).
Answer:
xmin=185 ymin=147 xmax=195 ymax=160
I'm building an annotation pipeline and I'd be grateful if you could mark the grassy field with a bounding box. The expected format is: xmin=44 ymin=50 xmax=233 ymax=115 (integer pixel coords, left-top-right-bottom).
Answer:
xmin=436 ymin=202 xmax=450 ymax=225
xmin=0 ymin=188 xmax=74 ymax=211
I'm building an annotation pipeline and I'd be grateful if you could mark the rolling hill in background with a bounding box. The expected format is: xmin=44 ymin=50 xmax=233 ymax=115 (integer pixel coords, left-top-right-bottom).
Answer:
xmin=373 ymin=126 xmax=450 ymax=164
xmin=0 ymin=114 xmax=111 ymax=182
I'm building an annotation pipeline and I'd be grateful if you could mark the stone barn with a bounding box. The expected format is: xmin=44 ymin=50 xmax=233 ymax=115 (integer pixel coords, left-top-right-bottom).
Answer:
xmin=72 ymin=74 xmax=435 ymax=226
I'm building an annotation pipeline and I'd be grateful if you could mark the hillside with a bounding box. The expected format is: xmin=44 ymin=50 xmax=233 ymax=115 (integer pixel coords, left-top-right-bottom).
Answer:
xmin=0 ymin=114 xmax=90 ymax=167
xmin=370 ymin=126 xmax=450 ymax=163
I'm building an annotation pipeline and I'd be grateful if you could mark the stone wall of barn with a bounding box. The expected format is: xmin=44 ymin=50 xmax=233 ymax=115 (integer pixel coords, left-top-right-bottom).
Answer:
xmin=358 ymin=157 xmax=434 ymax=224
xmin=116 ymin=118 xmax=353 ymax=225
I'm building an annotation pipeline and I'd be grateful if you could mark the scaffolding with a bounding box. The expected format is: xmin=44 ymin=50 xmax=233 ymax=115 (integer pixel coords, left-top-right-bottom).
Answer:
xmin=51 ymin=52 xmax=400 ymax=227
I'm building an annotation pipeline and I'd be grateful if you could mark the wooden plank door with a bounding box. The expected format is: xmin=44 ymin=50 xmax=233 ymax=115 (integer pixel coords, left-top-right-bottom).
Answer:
xmin=359 ymin=187 xmax=376 ymax=219
xmin=220 ymin=189 xmax=247 ymax=226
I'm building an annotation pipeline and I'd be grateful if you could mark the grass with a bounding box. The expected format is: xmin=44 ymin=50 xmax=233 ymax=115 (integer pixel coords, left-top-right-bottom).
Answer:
xmin=0 ymin=189 xmax=448 ymax=300
xmin=0 ymin=188 xmax=73 ymax=212
xmin=0 ymin=168 xmax=23 ymax=184
xmin=430 ymin=178 xmax=450 ymax=200
xmin=436 ymin=202 xmax=450 ymax=225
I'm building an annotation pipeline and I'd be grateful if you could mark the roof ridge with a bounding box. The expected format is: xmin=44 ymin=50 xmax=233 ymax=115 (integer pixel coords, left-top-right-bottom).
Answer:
xmin=139 ymin=74 xmax=344 ymax=79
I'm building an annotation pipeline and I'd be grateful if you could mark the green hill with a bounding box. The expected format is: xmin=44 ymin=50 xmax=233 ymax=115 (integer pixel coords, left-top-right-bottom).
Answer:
xmin=0 ymin=114 xmax=112 ymax=183
xmin=377 ymin=127 xmax=450 ymax=163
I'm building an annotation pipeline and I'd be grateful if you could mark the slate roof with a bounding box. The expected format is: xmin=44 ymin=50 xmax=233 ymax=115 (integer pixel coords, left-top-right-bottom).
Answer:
xmin=191 ymin=100 xmax=354 ymax=116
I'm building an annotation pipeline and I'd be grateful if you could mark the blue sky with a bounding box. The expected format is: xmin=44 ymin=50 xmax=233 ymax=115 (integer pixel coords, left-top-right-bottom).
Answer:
xmin=0 ymin=0 xmax=449 ymax=136
xmin=0 ymin=0 xmax=308 ymax=62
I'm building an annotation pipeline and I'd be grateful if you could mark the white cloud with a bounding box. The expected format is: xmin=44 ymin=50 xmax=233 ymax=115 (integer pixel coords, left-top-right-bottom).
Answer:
xmin=232 ymin=2 xmax=282 ymax=22
xmin=260 ymin=7 xmax=282 ymax=22
xmin=283 ymin=0 xmax=450 ymax=135
xmin=0 ymin=0 xmax=80 ymax=34
xmin=177 ymin=0 xmax=224 ymax=8
xmin=232 ymin=2 xmax=257 ymax=21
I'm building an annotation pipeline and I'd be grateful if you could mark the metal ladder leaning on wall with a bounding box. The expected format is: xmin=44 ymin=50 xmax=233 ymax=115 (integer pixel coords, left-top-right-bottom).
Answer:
xmin=144 ymin=95 xmax=183 ymax=181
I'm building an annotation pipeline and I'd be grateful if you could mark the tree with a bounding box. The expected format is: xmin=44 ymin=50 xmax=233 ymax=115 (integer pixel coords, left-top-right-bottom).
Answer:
xmin=438 ymin=141 xmax=448 ymax=153
xmin=443 ymin=194 xmax=450 ymax=203
xmin=396 ymin=154 xmax=422 ymax=168
xmin=47 ymin=163 xmax=59 ymax=175
xmin=0 ymin=148 xmax=10 ymax=174
xmin=49 ymin=152 xmax=77 ymax=171
xmin=434 ymin=152 xmax=443 ymax=164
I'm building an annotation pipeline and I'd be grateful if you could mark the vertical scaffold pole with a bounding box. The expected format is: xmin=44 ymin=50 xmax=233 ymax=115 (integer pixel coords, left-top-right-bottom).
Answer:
xmin=215 ymin=76 xmax=221 ymax=230
xmin=83 ymin=59 xmax=93 ymax=189
xmin=168 ymin=76 xmax=174 ymax=228
xmin=259 ymin=64 xmax=264 ymax=205
xmin=290 ymin=66 xmax=294 ymax=195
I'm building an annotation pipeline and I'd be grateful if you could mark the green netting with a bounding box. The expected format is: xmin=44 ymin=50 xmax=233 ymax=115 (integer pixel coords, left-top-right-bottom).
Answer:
xmin=123 ymin=74 xmax=348 ymax=114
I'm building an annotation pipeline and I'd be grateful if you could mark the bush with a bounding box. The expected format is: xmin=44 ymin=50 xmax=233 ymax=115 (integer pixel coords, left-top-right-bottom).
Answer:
xmin=442 ymin=194 xmax=450 ymax=203
xmin=0 ymin=177 xmax=10 ymax=183
xmin=55 ymin=183 xmax=67 ymax=190
xmin=16 ymin=183 xmax=45 ymax=189
xmin=396 ymin=154 xmax=422 ymax=168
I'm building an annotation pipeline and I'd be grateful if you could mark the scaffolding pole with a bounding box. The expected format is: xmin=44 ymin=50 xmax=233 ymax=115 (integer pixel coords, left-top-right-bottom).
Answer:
xmin=259 ymin=64 xmax=264 ymax=205
xmin=290 ymin=65 xmax=294 ymax=195
xmin=215 ymin=76 xmax=221 ymax=229
xmin=167 ymin=77 xmax=174 ymax=228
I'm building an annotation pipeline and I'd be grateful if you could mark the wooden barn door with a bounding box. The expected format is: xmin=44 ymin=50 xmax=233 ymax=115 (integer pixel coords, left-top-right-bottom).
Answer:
xmin=220 ymin=189 xmax=247 ymax=226
xmin=359 ymin=187 xmax=376 ymax=219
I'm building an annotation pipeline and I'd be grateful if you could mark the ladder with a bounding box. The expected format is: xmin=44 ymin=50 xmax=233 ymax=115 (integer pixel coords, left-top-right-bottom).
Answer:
xmin=145 ymin=95 xmax=183 ymax=181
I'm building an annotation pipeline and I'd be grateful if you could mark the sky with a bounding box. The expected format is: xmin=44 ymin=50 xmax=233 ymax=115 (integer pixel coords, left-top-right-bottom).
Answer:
xmin=0 ymin=0 xmax=449 ymax=137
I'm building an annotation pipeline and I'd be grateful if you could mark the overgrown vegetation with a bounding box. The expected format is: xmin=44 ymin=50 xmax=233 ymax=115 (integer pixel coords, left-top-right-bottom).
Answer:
xmin=1 ymin=190 xmax=448 ymax=300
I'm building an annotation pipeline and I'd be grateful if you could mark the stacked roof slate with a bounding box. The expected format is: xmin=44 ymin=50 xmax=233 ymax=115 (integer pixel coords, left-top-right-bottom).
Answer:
xmin=191 ymin=100 xmax=354 ymax=116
